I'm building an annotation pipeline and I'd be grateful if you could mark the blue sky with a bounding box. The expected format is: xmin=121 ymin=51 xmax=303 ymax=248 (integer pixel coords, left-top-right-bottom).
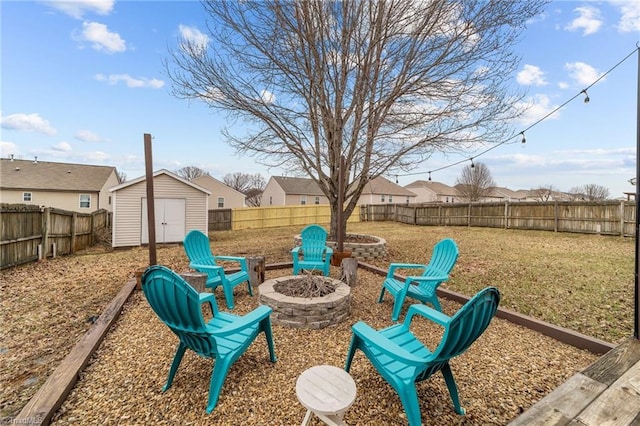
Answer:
xmin=1 ymin=0 xmax=639 ymax=198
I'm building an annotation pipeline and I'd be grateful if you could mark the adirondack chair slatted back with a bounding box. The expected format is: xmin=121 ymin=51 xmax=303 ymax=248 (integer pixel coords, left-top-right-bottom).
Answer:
xmin=426 ymin=238 xmax=459 ymax=275
xmin=429 ymin=286 xmax=499 ymax=362
xmin=184 ymin=230 xmax=217 ymax=266
xmin=142 ymin=266 xmax=218 ymax=357
xmin=301 ymin=224 xmax=328 ymax=261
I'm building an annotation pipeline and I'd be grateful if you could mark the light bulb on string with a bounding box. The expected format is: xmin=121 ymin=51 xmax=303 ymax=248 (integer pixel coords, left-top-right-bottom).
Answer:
xmin=581 ymin=89 xmax=590 ymax=103
xmin=521 ymin=131 xmax=526 ymax=147
xmin=470 ymin=158 xmax=475 ymax=168
xmin=428 ymin=171 xmax=432 ymax=181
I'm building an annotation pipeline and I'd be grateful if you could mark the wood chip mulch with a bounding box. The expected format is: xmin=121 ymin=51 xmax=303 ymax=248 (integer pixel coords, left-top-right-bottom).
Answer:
xmin=50 ymin=268 xmax=596 ymax=425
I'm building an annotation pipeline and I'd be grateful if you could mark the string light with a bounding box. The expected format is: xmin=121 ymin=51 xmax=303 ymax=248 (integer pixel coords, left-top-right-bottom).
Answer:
xmin=395 ymin=175 xmax=398 ymax=184
xmin=390 ymin=45 xmax=637 ymax=183
xmin=470 ymin=158 xmax=475 ymax=168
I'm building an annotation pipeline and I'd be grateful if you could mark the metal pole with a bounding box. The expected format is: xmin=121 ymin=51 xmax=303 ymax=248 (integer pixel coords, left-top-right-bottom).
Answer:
xmin=635 ymin=45 xmax=639 ymax=339
xmin=144 ymin=133 xmax=157 ymax=266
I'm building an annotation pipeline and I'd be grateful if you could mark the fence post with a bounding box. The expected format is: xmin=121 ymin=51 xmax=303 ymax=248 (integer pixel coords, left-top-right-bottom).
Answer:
xmin=620 ymin=200 xmax=626 ymax=237
xmin=504 ymin=201 xmax=509 ymax=229
xmin=71 ymin=212 xmax=77 ymax=254
xmin=554 ymin=202 xmax=559 ymax=232
xmin=42 ymin=207 xmax=50 ymax=260
xmin=467 ymin=203 xmax=471 ymax=227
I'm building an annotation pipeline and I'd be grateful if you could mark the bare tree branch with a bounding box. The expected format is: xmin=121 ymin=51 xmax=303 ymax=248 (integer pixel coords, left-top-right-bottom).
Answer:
xmin=166 ymin=0 xmax=547 ymax=237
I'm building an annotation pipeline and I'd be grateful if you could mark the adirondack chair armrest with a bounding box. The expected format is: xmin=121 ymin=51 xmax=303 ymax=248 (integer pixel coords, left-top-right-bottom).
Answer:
xmin=351 ymin=321 xmax=425 ymax=367
xmin=214 ymin=255 xmax=248 ymax=271
xmin=325 ymin=247 xmax=333 ymax=255
xmin=198 ymin=293 xmax=220 ymax=313
xmin=291 ymin=246 xmax=302 ymax=255
xmin=189 ymin=262 xmax=224 ymax=277
xmin=405 ymin=274 xmax=449 ymax=286
xmin=387 ymin=263 xmax=427 ymax=279
xmin=406 ymin=304 xmax=451 ymax=327
xmin=213 ymin=305 xmax=273 ymax=337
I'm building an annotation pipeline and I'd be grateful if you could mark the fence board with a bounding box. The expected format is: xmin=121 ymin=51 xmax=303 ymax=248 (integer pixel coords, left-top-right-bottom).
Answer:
xmin=0 ymin=204 xmax=110 ymax=269
xmin=360 ymin=200 xmax=636 ymax=237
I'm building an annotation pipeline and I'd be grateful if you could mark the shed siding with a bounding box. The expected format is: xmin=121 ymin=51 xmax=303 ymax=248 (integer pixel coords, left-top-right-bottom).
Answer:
xmin=112 ymin=174 xmax=207 ymax=247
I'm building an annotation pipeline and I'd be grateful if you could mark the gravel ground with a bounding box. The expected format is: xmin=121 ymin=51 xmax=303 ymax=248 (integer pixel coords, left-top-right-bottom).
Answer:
xmin=51 ymin=268 xmax=597 ymax=425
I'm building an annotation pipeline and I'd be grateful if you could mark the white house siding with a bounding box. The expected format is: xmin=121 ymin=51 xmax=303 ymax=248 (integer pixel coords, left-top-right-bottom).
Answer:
xmin=111 ymin=173 xmax=208 ymax=247
xmin=262 ymin=178 xmax=287 ymax=206
xmin=98 ymin=170 xmax=120 ymax=211
xmin=192 ymin=175 xmax=246 ymax=208
xmin=0 ymin=189 xmax=102 ymax=212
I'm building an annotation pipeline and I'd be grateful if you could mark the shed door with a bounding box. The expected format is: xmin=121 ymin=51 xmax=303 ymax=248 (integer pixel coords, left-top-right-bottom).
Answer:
xmin=141 ymin=198 xmax=186 ymax=244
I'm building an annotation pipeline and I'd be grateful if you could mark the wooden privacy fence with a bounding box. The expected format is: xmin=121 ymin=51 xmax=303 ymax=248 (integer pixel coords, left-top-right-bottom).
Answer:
xmin=208 ymin=205 xmax=363 ymax=232
xmin=360 ymin=200 xmax=636 ymax=237
xmin=0 ymin=204 xmax=111 ymax=269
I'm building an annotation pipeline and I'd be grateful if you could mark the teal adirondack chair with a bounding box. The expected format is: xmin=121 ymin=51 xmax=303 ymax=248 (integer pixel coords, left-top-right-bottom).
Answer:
xmin=291 ymin=224 xmax=333 ymax=276
xmin=379 ymin=238 xmax=459 ymax=321
xmin=183 ymin=229 xmax=252 ymax=309
xmin=141 ymin=265 xmax=277 ymax=413
xmin=346 ymin=287 xmax=500 ymax=425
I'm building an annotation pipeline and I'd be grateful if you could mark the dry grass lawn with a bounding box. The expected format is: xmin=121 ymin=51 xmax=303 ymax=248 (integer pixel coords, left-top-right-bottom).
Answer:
xmin=0 ymin=222 xmax=634 ymax=424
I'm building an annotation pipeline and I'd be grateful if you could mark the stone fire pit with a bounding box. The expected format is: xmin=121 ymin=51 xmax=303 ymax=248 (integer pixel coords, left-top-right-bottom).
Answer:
xmin=259 ymin=275 xmax=352 ymax=329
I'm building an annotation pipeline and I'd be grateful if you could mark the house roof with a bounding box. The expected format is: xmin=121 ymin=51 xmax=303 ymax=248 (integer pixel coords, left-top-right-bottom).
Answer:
xmin=361 ymin=176 xmax=416 ymax=196
xmin=109 ymin=169 xmax=211 ymax=194
xmin=405 ymin=180 xmax=458 ymax=195
xmin=0 ymin=158 xmax=116 ymax=192
xmin=192 ymin=175 xmax=246 ymax=197
xmin=271 ymin=176 xmax=325 ymax=196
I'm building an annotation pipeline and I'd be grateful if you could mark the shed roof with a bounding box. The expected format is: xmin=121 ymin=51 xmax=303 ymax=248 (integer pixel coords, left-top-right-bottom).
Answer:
xmin=0 ymin=158 xmax=116 ymax=192
xmin=109 ymin=169 xmax=211 ymax=194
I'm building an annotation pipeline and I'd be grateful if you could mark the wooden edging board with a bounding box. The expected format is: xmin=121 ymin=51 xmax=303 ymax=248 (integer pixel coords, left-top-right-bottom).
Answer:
xmin=16 ymin=259 xmax=616 ymax=425
xmin=357 ymin=261 xmax=616 ymax=355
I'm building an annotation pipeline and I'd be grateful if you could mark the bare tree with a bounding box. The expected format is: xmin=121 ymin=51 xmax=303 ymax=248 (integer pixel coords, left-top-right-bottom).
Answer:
xmin=166 ymin=0 xmax=547 ymax=238
xmin=530 ymin=185 xmax=557 ymax=202
xmin=176 ymin=166 xmax=209 ymax=181
xmin=223 ymin=172 xmax=266 ymax=206
xmin=454 ymin=162 xmax=495 ymax=202
xmin=116 ymin=170 xmax=127 ymax=183
xmin=569 ymin=184 xmax=610 ymax=201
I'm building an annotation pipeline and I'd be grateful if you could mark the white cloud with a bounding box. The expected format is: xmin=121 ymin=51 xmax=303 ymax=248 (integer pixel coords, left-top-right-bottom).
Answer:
xmin=609 ymin=0 xmax=640 ymax=32
xmin=513 ymin=94 xmax=560 ymax=126
xmin=82 ymin=151 xmax=109 ymax=162
xmin=179 ymin=25 xmax=209 ymax=54
xmin=0 ymin=113 xmax=57 ymax=135
xmin=517 ymin=65 xmax=547 ymax=86
xmin=52 ymin=141 xmax=73 ymax=152
xmin=75 ymin=21 xmax=126 ymax=54
xmin=95 ymin=73 xmax=165 ymax=89
xmin=565 ymin=6 xmax=603 ymax=35
xmin=0 ymin=141 xmax=19 ymax=157
xmin=45 ymin=0 xmax=114 ymax=19
xmin=564 ymin=62 xmax=603 ymax=86
xmin=260 ymin=89 xmax=276 ymax=104
xmin=75 ymin=130 xmax=102 ymax=143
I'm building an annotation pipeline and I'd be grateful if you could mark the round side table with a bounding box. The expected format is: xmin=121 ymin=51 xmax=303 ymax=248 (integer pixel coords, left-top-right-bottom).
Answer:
xmin=295 ymin=365 xmax=357 ymax=426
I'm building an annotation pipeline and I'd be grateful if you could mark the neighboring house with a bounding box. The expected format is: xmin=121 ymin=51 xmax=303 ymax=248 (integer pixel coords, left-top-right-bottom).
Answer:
xmin=404 ymin=180 xmax=459 ymax=203
xmin=192 ymin=175 xmax=246 ymax=208
xmin=262 ymin=176 xmax=330 ymax=206
xmin=262 ymin=175 xmax=416 ymax=206
xmin=109 ymin=169 xmax=210 ymax=248
xmin=485 ymin=187 xmax=530 ymax=202
xmin=0 ymin=156 xmax=119 ymax=212
xmin=355 ymin=176 xmax=417 ymax=205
